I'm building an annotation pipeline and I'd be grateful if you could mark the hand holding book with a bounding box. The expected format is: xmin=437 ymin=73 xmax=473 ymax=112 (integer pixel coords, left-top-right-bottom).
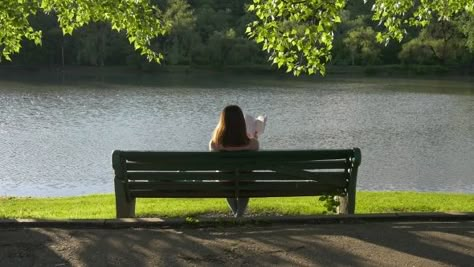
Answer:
xmin=245 ymin=114 xmax=267 ymax=139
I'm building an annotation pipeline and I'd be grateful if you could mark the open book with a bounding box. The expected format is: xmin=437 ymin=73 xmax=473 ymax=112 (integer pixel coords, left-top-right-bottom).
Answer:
xmin=245 ymin=114 xmax=267 ymax=138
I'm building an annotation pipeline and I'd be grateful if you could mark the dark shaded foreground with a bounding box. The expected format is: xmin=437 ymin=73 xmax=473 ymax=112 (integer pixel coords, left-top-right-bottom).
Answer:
xmin=0 ymin=221 xmax=472 ymax=266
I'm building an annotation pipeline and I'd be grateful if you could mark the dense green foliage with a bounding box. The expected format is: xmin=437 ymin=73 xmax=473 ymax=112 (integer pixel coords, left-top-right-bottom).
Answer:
xmin=0 ymin=192 xmax=473 ymax=219
xmin=248 ymin=0 xmax=474 ymax=74
xmin=1 ymin=0 xmax=473 ymax=75
xmin=0 ymin=0 xmax=169 ymax=64
xmin=247 ymin=0 xmax=345 ymax=75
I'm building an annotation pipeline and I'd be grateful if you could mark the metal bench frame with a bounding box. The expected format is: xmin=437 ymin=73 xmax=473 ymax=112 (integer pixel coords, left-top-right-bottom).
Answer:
xmin=112 ymin=149 xmax=361 ymax=218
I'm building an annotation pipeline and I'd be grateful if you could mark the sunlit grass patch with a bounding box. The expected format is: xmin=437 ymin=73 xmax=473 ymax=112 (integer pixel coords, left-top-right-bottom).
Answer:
xmin=0 ymin=192 xmax=472 ymax=219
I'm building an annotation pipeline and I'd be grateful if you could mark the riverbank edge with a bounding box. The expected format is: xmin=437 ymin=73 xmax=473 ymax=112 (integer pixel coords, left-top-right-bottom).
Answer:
xmin=1 ymin=212 xmax=473 ymax=229
xmin=1 ymin=64 xmax=473 ymax=80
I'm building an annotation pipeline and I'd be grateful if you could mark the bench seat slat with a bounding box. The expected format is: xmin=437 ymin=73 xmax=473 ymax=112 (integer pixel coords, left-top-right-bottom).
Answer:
xmin=128 ymin=182 xmax=344 ymax=198
xmin=125 ymin=172 xmax=347 ymax=185
xmin=125 ymin=160 xmax=348 ymax=171
xmin=128 ymin=181 xmax=346 ymax=191
xmin=130 ymin=191 xmax=339 ymax=198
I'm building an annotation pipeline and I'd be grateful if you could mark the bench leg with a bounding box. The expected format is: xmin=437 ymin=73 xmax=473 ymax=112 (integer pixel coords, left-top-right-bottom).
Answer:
xmin=115 ymin=180 xmax=136 ymax=218
xmin=337 ymin=192 xmax=356 ymax=215
xmin=338 ymin=195 xmax=349 ymax=214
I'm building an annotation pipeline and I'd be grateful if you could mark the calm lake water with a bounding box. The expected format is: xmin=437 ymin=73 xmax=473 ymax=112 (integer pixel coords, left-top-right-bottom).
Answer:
xmin=0 ymin=73 xmax=473 ymax=196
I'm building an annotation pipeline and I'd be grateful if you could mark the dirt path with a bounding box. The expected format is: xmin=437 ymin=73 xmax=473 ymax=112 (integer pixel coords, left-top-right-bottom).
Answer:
xmin=1 ymin=221 xmax=473 ymax=266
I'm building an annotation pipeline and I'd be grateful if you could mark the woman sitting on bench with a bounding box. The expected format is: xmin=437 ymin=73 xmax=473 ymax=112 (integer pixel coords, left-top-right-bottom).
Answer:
xmin=209 ymin=105 xmax=259 ymax=217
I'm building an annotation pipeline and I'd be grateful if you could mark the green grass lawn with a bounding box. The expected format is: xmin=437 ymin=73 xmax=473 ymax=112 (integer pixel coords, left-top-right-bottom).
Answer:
xmin=0 ymin=191 xmax=472 ymax=219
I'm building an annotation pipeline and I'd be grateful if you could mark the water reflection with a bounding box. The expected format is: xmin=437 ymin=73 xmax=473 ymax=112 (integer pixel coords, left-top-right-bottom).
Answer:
xmin=0 ymin=76 xmax=473 ymax=196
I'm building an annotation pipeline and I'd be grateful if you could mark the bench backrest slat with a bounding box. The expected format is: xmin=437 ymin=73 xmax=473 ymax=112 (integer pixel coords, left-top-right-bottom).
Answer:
xmin=125 ymin=159 xmax=348 ymax=171
xmin=119 ymin=149 xmax=354 ymax=162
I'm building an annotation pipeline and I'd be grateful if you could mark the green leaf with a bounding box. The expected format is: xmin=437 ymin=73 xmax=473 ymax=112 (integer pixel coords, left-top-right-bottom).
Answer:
xmin=317 ymin=24 xmax=324 ymax=32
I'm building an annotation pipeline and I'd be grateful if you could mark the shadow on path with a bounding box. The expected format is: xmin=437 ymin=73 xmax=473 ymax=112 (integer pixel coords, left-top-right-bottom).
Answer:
xmin=0 ymin=228 xmax=70 ymax=267
xmin=1 ymin=221 xmax=472 ymax=266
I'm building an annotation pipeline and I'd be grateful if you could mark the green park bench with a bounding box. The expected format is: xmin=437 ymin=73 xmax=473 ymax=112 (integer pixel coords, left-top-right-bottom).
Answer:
xmin=112 ymin=148 xmax=361 ymax=218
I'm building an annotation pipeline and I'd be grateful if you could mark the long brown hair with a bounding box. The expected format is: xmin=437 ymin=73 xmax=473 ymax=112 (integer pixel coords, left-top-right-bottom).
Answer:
xmin=212 ymin=105 xmax=250 ymax=147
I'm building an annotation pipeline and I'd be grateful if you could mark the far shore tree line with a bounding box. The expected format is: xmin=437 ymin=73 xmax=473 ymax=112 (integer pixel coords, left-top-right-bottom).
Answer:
xmin=1 ymin=0 xmax=473 ymax=74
